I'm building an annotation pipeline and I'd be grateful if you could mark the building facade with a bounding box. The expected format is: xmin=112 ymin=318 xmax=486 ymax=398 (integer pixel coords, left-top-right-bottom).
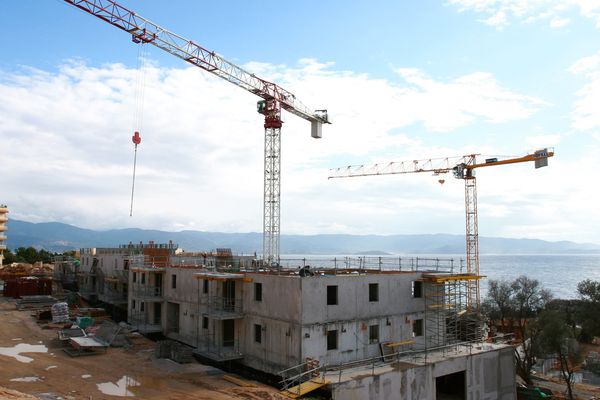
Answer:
xmin=0 ymin=205 xmax=8 ymax=266
xmin=79 ymin=242 xmax=177 ymax=320
xmin=85 ymin=247 xmax=515 ymax=399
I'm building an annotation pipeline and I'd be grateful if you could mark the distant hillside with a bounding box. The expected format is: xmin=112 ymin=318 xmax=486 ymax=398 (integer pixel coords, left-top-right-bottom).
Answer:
xmin=4 ymin=219 xmax=600 ymax=255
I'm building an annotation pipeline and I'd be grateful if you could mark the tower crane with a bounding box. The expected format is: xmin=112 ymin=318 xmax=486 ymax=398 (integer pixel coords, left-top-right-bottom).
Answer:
xmin=62 ymin=0 xmax=330 ymax=264
xmin=329 ymin=148 xmax=554 ymax=309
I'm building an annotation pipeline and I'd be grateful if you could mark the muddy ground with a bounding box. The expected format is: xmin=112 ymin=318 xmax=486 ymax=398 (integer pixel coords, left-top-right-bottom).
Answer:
xmin=0 ymin=297 xmax=284 ymax=399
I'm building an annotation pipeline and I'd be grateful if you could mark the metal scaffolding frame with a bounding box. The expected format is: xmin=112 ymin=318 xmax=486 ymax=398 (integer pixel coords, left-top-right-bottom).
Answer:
xmin=422 ymin=273 xmax=483 ymax=353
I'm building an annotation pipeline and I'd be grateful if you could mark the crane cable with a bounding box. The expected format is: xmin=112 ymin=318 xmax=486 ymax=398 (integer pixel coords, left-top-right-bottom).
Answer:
xmin=130 ymin=44 xmax=147 ymax=217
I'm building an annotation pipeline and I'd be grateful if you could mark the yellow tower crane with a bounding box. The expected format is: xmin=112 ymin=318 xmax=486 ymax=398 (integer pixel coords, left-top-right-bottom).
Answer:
xmin=328 ymin=148 xmax=554 ymax=310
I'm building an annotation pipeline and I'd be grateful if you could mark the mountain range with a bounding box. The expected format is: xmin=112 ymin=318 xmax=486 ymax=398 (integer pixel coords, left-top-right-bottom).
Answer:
xmin=4 ymin=219 xmax=600 ymax=255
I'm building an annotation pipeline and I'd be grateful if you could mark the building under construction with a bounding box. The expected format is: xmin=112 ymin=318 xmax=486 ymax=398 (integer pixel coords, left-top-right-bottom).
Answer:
xmin=0 ymin=205 xmax=8 ymax=267
xmin=78 ymin=245 xmax=515 ymax=399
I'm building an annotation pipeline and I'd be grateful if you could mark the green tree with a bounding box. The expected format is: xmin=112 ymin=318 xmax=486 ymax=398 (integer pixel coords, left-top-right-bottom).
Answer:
xmin=482 ymin=279 xmax=513 ymax=332
xmin=512 ymin=275 xmax=552 ymax=384
xmin=2 ymin=248 xmax=17 ymax=264
xmin=576 ymin=279 xmax=600 ymax=341
xmin=538 ymin=310 xmax=581 ymax=400
xmin=11 ymin=247 xmax=53 ymax=264
xmin=482 ymin=275 xmax=552 ymax=384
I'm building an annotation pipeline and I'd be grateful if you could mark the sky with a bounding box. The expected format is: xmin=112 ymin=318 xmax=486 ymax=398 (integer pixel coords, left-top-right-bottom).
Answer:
xmin=1 ymin=0 xmax=600 ymax=244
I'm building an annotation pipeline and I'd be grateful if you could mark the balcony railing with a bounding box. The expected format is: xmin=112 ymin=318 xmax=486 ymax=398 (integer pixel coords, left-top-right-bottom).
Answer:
xmin=194 ymin=337 xmax=243 ymax=361
xmin=129 ymin=312 xmax=162 ymax=333
xmin=100 ymin=287 xmax=128 ymax=303
xmin=131 ymin=284 xmax=163 ymax=299
xmin=201 ymin=297 xmax=244 ymax=319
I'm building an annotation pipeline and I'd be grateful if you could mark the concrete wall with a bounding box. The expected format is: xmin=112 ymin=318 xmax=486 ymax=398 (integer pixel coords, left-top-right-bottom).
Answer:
xmin=331 ymin=346 xmax=516 ymax=400
xmin=163 ymin=267 xmax=204 ymax=345
xmin=466 ymin=345 xmax=516 ymax=400
xmin=300 ymin=273 xmax=427 ymax=366
xmin=333 ymin=364 xmax=433 ymax=400
xmin=242 ymin=274 xmax=303 ymax=374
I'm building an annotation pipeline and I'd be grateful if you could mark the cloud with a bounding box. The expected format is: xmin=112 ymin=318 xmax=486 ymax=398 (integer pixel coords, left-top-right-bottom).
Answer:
xmin=0 ymin=59 xmax=550 ymax=242
xmin=448 ymin=0 xmax=600 ymax=28
xmin=394 ymin=69 xmax=545 ymax=130
xmin=569 ymin=51 xmax=600 ymax=130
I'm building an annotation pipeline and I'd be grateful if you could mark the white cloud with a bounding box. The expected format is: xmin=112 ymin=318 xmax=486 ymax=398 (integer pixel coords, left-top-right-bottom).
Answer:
xmin=550 ymin=16 xmax=572 ymax=27
xmin=569 ymin=51 xmax=600 ymax=130
xmin=0 ymin=59 xmax=560 ymax=243
xmin=448 ymin=0 xmax=600 ymax=28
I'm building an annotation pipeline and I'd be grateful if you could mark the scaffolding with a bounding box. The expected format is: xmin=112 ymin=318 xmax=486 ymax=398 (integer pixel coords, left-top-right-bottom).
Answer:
xmin=421 ymin=273 xmax=484 ymax=353
xmin=194 ymin=272 xmax=248 ymax=361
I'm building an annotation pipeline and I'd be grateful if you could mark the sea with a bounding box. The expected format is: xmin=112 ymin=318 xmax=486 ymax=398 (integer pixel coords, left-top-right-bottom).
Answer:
xmin=279 ymin=254 xmax=600 ymax=300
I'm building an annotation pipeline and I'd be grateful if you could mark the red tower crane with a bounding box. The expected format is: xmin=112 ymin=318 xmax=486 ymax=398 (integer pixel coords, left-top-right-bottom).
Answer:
xmin=329 ymin=148 xmax=554 ymax=309
xmin=62 ymin=0 xmax=330 ymax=264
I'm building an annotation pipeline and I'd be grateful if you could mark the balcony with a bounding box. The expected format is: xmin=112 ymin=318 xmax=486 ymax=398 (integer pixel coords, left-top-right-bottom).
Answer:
xmin=129 ymin=315 xmax=162 ymax=333
xmin=104 ymin=270 xmax=129 ymax=283
xmin=99 ymin=287 xmax=128 ymax=304
xmin=194 ymin=338 xmax=243 ymax=362
xmin=131 ymin=283 xmax=163 ymax=300
xmin=201 ymin=297 xmax=244 ymax=319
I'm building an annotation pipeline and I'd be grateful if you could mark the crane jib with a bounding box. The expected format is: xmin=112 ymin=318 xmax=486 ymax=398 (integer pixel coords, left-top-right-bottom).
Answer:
xmin=63 ymin=0 xmax=328 ymax=127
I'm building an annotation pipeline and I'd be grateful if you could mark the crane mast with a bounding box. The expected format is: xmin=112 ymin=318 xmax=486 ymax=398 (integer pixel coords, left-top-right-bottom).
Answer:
xmin=63 ymin=0 xmax=329 ymax=264
xmin=329 ymin=149 xmax=554 ymax=310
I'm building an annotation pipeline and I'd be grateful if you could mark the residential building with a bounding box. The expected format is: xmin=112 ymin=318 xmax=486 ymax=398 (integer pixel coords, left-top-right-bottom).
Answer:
xmin=0 ymin=205 xmax=7 ymax=266
xmin=126 ymin=255 xmax=515 ymax=399
xmin=87 ymin=245 xmax=515 ymax=399
xmin=78 ymin=241 xmax=177 ymax=320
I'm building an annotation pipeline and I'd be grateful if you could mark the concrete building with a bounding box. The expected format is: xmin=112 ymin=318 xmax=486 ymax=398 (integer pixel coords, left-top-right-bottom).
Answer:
xmin=52 ymin=253 xmax=81 ymax=291
xmin=124 ymin=254 xmax=516 ymax=399
xmin=0 ymin=205 xmax=8 ymax=266
xmin=79 ymin=242 xmax=177 ymax=320
xmin=127 ymin=250 xmax=255 ymax=335
xmin=84 ymin=246 xmax=515 ymax=399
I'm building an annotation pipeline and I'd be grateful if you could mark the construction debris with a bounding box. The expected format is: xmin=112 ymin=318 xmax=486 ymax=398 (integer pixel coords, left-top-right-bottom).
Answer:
xmin=15 ymin=295 xmax=57 ymax=310
xmin=0 ymin=262 xmax=53 ymax=276
xmin=155 ymin=340 xmax=194 ymax=364
xmin=50 ymin=302 xmax=69 ymax=323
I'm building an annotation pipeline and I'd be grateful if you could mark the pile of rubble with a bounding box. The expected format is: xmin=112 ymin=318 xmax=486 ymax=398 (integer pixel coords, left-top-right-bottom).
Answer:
xmin=0 ymin=262 xmax=53 ymax=276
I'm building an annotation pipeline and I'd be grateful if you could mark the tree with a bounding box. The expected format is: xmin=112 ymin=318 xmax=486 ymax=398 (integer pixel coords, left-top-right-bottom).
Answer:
xmin=2 ymin=248 xmax=17 ymax=264
xmin=511 ymin=275 xmax=553 ymax=384
xmin=576 ymin=279 xmax=600 ymax=341
xmin=482 ymin=279 xmax=513 ymax=332
xmin=577 ymin=279 xmax=600 ymax=304
xmin=482 ymin=275 xmax=552 ymax=384
xmin=538 ymin=309 xmax=581 ymax=400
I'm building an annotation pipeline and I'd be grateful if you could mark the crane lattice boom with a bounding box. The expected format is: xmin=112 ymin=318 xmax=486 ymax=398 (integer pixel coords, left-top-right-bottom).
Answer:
xmin=64 ymin=0 xmax=328 ymax=127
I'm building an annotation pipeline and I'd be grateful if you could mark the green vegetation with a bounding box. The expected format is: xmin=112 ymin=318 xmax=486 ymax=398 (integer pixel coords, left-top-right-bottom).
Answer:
xmin=2 ymin=247 xmax=77 ymax=264
xmin=483 ymin=276 xmax=600 ymax=400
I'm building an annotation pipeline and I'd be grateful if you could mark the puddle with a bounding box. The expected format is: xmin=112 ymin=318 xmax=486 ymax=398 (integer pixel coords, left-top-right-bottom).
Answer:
xmin=82 ymin=374 xmax=92 ymax=379
xmin=45 ymin=365 xmax=57 ymax=370
xmin=97 ymin=376 xmax=140 ymax=397
xmin=10 ymin=376 xmax=42 ymax=382
xmin=0 ymin=343 xmax=48 ymax=363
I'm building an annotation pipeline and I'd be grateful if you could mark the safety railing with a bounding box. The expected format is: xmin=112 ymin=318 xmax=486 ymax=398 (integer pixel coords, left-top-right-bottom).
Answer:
xmin=131 ymin=283 xmax=163 ymax=299
xmin=201 ymin=296 xmax=243 ymax=315
xmin=275 ymin=256 xmax=463 ymax=274
xmin=323 ymin=333 xmax=515 ymax=385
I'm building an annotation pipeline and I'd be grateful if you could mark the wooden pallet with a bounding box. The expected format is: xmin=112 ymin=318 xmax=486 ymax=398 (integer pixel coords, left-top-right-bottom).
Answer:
xmin=281 ymin=378 xmax=330 ymax=399
xmin=222 ymin=374 xmax=257 ymax=387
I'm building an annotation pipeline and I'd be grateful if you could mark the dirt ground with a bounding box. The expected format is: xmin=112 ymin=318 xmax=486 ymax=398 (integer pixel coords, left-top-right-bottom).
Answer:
xmin=0 ymin=298 xmax=284 ymax=400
